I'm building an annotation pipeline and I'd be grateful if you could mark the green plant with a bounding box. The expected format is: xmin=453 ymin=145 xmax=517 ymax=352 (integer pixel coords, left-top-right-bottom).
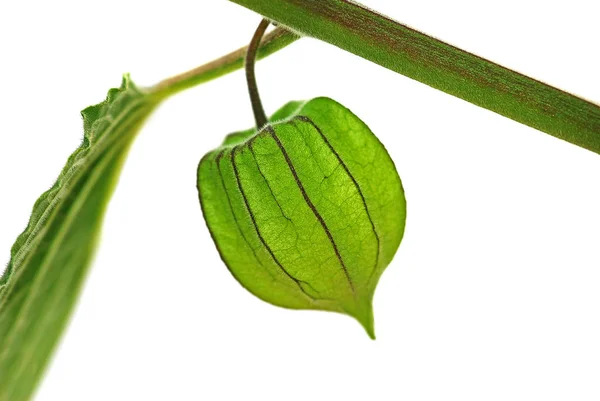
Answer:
xmin=1 ymin=2 xmax=598 ymax=400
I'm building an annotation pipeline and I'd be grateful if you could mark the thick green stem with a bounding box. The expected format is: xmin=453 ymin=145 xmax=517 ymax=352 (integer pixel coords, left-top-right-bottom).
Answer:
xmin=229 ymin=0 xmax=600 ymax=154
xmin=150 ymin=27 xmax=298 ymax=99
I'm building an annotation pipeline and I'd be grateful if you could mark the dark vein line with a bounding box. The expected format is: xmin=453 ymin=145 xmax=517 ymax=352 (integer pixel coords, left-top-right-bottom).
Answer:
xmin=293 ymin=115 xmax=382 ymax=281
xmin=266 ymin=126 xmax=356 ymax=294
xmin=215 ymin=150 xmax=276 ymax=282
xmin=230 ymin=145 xmax=317 ymax=300
xmin=247 ymin=138 xmax=324 ymax=297
xmin=247 ymin=138 xmax=292 ymax=222
xmin=198 ymin=153 xmax=246 ymax=292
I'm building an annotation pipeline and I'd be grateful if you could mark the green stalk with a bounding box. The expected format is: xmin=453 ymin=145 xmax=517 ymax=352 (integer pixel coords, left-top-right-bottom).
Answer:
xmin=0 ymin=27 xmax=298 ymax=401
xmin=229 ymin=0 xmax=600 ymax=154
xmin=151 ymin=27 xmax=298 ymax=99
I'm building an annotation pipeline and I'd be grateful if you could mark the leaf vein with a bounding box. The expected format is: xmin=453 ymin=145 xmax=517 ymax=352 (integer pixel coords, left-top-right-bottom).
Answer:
xmin=230 ymin=146 xmax=318 ymax=301
xmin=266 ymin=126 xmax=356 ymax=294
xmin=293 ymin=116 xmax=382 ymax=286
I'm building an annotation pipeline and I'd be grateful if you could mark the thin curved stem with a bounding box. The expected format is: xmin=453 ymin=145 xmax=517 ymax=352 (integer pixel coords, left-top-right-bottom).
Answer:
xmin=246 ymin=19 xmax=271 ymax=129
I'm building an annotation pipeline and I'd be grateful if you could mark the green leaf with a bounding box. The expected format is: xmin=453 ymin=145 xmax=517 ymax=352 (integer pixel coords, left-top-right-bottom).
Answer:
xmin=230 ymin=0 xmax=600 ymax=155
xmin=0 ymin=75 xmax=159 ymax=401
xmin=198 ymin=97 xmax=406 ymax=338
xmin=0 ymin=28 xmax=297 ymax=400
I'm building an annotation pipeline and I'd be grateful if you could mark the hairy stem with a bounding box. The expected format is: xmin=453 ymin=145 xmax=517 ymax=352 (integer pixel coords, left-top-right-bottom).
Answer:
xmin=230 ymin=0 xmax=600 ymax=155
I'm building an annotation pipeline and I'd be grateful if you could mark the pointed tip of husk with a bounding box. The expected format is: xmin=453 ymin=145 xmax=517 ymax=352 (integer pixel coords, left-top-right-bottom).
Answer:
xmin=353 ymin=297 xmax=376 ymax=340
xmin=364 ymin=324 xmax=376 ymax=340
xmin=359 ymin=315 xmax=376 ymax=340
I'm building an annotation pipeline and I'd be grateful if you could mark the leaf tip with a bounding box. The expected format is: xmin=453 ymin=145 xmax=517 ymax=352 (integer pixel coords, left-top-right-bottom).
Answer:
xmin=362 ymin=319 xmax=376 ymax=341
xmin=354 ymin=297 xmax=376 ymax=340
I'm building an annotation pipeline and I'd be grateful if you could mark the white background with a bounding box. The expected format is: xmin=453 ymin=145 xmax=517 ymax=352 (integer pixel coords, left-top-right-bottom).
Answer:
xmin=1 ymin=1 xmax=599 ymax=400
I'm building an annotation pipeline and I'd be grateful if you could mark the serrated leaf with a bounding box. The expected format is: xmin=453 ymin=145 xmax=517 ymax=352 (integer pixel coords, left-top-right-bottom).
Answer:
xmin=0 ymin=75 xmax=158 ymax=401
xmin=198 ymin=97 xmax=406 ymax=338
